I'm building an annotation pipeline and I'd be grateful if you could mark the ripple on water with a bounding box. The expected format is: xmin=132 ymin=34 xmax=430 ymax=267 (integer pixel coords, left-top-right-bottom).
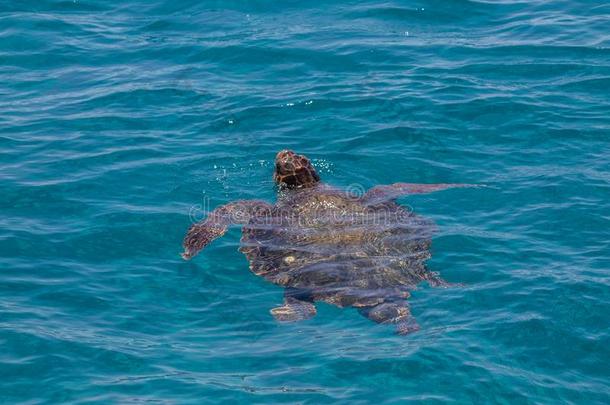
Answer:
xmin=1 ymin=0 xmax=609 ymax=403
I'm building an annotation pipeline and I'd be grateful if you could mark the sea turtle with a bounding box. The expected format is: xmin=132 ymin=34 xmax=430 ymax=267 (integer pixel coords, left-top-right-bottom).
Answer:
xmin=182 ymin=150 xmax=470 ymax=334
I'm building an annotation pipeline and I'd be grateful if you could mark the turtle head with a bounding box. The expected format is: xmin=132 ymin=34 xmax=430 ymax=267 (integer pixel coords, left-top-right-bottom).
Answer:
xmin=273 ymin=150 xmax=320 ymax=189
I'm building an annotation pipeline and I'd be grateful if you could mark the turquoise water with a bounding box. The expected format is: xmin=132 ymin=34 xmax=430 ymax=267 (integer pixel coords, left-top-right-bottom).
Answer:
xmin=1 ymin=0 xmax=610 ymax=403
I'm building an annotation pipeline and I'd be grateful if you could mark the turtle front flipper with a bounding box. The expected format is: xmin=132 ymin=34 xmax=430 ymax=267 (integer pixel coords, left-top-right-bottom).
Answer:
xmin=362 ymin=182 xmax=476 ymax=204
xmin=359 ymin=301 xmax=420 ymax=335
xmin=270 ymin=290 xmax=317 ymax=322
xmin=181 ymin=199 xmax=272 ymax=260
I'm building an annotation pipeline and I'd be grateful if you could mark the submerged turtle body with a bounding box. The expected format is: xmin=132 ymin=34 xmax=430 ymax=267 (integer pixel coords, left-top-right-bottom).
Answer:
xmin=182 ymin=150 xmax=470 ymax=334
xmin=239 ymin=186 xmax=436 ymax=310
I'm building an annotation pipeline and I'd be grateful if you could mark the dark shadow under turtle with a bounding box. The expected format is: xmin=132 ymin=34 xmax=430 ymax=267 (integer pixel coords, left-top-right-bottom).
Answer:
xmin=182 ymin=150 xmax=473 ymax=335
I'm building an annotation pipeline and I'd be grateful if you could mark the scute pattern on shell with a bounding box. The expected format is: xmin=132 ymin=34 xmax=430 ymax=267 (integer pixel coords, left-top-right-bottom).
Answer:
xmin=238 ymin=185 xmax=437 ymax=308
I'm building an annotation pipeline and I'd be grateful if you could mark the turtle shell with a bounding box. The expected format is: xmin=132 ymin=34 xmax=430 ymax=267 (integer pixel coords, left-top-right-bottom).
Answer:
xmin=238 ymin=186 xmax=435 ymax=308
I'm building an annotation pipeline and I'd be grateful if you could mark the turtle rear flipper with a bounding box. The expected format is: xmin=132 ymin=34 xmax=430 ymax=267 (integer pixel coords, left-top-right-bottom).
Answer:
xmin=359 ymin=301 xmax=420 ymax=335
xmin=271 ymin=295 xmax=317 ymax=322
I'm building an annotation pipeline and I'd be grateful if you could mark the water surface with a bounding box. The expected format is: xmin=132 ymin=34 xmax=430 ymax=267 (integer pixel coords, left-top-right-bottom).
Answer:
xmin=1 ymin=1 xmax=609 ymax=403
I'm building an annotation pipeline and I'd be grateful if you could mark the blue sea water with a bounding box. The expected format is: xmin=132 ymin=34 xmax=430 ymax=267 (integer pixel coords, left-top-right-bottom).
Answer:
xmin=1 ymin=0 xmax=610 ymax=403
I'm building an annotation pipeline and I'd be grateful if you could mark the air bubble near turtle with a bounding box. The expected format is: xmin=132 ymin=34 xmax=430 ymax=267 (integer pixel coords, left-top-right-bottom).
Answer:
xmin=182 ymin=150 xmax=473 ymax=335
